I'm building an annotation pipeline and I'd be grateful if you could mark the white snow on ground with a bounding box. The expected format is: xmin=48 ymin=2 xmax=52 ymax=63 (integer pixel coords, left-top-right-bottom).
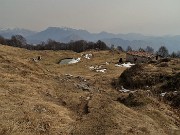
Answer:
xmin=89 ymin=66 xmax=95 ymax=70
xmin=68 ymin=58 xmax=81 ymax=64
xmin=96 ymin=69 xmax=106 ymax=73
xmin=115 ymin=62 xmax=135 ymax=68
xmin=89 ymin=65 xmax=107 ymax=73
xmin=65 ymin=74 xmax=73 ymax=77
xmin=83 ymin=54 xmax=92 ymax=59
xmin=160 ymin=92 xmax=167 ymax=97
xmin=89 ymin=65 xmax=102 ymax=70
xmin=115 ymin=64 xmax=122 ymax=67
xmin=160 ymin=91 xmax=178 ymax=97
xmin=119 ymin=86 xmax=131 ymax=93
xmin=122 ymin=62 xmax=135 ymax=67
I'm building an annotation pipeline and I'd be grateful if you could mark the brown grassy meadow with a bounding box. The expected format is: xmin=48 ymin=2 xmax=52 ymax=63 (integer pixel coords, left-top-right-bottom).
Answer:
xmin=0 ymin=45 xmax=179 ymax=135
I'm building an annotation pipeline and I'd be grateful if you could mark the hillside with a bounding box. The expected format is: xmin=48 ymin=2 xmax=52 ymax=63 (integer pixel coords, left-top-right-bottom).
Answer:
xmin=0 ymin=45 xmax=180 ymax=135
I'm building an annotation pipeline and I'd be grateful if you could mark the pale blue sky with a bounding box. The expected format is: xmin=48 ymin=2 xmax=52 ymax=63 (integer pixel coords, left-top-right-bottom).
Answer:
xmin=0 ymin=0 xmax=180 ymax=35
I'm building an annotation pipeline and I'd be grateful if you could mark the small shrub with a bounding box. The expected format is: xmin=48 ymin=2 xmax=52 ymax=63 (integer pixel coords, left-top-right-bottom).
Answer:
xmin=161 ymin=73 xmax=180 ymax=92
xmin=157 ymin=62 xmax=168 ymax=67
xmin=159 ymin=58 xmax=171 ymax=62
xmin=117 ymin=91 xmax=150 ymax=107
xmin=171 ymin=93 xmax=180 ymax=108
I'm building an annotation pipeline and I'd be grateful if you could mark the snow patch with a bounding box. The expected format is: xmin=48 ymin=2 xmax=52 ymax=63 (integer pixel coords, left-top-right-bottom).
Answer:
xmin=89 ymin=65 xmax=107 ymax=73
xmin=160 ymin=92 xmax=167 ymax=97
xmin=160 ymin=91 xmax=178 ymax=97
xmin=68 ymin=58 xmax=81 ymax=64
xmin=89 ymin=66 xmax=95 ymax=70
xmin=96 ymin=69 xmax=106 ymax=73
xmin=115 ymin=64 xmax=122 ymax=67
xmin=0 ymin=28 xmax=9 ymax=31
xmin=65 ymin=74 xmax=73 ymax=77
xmin=119 ymin=86 xmax=131 ymax=93
xmin=83 ymin=54 xmax=93 ymax=59
xmin=115 ymin=62 xmax=135 ymax=68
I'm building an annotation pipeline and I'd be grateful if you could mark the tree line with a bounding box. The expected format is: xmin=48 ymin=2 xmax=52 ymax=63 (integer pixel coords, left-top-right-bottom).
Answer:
xmin=0 ymin=35 xmax=180 ymax=58
xmin=0 ymin=35 xmax=109 ymax=53
xmin=116 ymin=45 xmax=180 ymax=58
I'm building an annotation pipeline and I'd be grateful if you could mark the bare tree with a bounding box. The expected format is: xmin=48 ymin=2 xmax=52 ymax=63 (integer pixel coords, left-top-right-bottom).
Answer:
xmin=126 ymin=46 xmax=132 ymax=52
xmin=111 ymin=44 xmax=115 ymax=50
xmin=11 ymin=35 xmax=27 ymax=47
xmin=145 ymin=46 xmax=154 ymax=53
xmin=157 ymin=46 xmax=169 ymax=57
xmin=117 ymin=46 xmax=124 ymax=51
xmin=0 ymin=36 xmax=6 ymax=45
xmin=171 ymin=52 xmax=177 ymax=58
xmin=176 ymin=51 xmax=180 ymax=58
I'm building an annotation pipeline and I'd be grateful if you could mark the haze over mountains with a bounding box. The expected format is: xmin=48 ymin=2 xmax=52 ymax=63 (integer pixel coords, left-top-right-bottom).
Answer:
xmin=1 ymin=27 xmax=180 ymax=52
xmin=0 ymin=28 xmax=36 ymax=38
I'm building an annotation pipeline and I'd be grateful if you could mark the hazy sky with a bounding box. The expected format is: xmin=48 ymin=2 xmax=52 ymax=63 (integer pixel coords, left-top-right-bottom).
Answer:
xmin=0 ymin=0 xmax=180 ymax=35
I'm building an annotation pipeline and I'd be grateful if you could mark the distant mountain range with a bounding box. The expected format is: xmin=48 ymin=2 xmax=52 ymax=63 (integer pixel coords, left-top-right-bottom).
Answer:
xmin=0 ymin=28 xmax=36 ymax=38
xmin=0 ymin=27 xmax=180 ymax=52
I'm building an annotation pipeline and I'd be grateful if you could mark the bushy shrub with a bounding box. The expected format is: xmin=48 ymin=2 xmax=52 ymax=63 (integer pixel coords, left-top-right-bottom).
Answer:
xmin=161 ymin=73 xmax=180 ymax=92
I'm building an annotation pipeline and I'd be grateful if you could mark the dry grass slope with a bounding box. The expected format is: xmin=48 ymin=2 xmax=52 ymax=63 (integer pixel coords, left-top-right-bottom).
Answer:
xmin=0 ymin=45 xmax=179 ymax=135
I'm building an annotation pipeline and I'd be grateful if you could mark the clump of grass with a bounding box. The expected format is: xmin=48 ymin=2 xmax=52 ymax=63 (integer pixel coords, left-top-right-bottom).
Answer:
xmin=118 ymin=61 xmax=179 ymax=92
xmin=161 ymin=72 xmax=180 ymax=92
xmin=118 ymin=64 xmax=169 ymax=89
xmin=117 ymin=91 xmax=152 ymax=107
xmin=164 ymin=92 xmax=180 ymax=108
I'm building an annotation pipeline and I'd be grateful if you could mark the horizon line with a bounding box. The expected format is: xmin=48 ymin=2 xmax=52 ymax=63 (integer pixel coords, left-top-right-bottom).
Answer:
xmin=0 ymin=26 xmax=179 ymax=37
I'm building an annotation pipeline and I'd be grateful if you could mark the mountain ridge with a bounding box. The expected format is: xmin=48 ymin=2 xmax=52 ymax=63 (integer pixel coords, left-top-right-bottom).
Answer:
xmin=0 ymin=27 xmax=180 ymax=52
